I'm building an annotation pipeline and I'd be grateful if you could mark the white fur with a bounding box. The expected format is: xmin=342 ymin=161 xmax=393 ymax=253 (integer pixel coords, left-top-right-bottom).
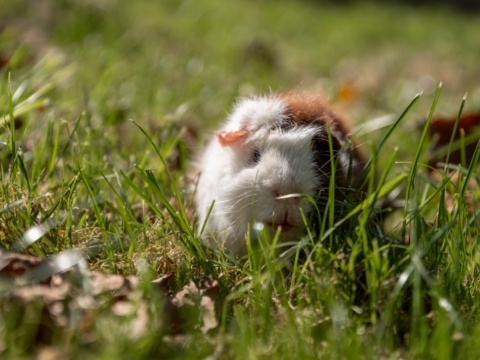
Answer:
xmin=225 ymin=96 xmax=289 ymax=133
xmin=195 ymin=96 xmax=346 ymax=257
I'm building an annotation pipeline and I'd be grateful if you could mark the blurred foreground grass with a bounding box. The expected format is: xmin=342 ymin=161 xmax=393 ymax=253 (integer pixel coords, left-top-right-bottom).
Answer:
xmin=1 ymin=0 xmax=480 ymax=358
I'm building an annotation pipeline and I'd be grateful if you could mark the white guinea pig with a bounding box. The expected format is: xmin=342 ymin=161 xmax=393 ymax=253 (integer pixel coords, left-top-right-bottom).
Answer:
xmin=195 ymin=93 xmax=366 ymax=257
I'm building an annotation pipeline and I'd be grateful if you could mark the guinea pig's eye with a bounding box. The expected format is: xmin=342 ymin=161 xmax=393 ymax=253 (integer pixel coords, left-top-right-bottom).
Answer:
xmin=253 ymin=149 xmax=261 ymax=163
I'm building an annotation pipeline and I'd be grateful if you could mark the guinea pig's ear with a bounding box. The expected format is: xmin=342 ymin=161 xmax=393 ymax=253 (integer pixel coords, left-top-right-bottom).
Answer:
xmin=216 ymin=129 xmax=248 ymax=146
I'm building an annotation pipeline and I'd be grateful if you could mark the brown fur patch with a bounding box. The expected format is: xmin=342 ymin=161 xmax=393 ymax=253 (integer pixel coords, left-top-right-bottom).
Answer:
xmin=279 ymin=92 xmax=353 ymax=139
xmin=279 ymin=92 xmax=368 ymax=191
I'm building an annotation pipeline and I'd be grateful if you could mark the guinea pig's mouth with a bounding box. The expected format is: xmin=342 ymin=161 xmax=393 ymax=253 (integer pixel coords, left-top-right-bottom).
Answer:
xmin=265 ymin=222 xmax=293 ymax=233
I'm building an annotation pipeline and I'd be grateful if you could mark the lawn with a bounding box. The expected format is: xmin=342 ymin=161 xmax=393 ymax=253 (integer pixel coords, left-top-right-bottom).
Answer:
xmin=1 ymin=0 xmax=480 ymax=358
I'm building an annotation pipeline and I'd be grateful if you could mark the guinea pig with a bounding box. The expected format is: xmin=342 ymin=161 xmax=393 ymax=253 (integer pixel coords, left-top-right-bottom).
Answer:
xmin=194 ymin=92 xmax=366 ymax=258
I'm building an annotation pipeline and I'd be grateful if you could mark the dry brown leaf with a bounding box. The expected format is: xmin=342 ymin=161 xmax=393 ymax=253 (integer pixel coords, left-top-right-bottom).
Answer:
xmin=1 ymin=250 xmax=222 ymax=344
xmin=12 ymin=283 xmax=70 ymax=303
xmin=429 ymin=112 xmax=480 ymax=169
xmin=110 ymin=299 xmax=149 ymax=340
xmin=337 ymin=80 xmax=360 ymax=103
xmin=152 ymin=272 xmax=175 ymax=294
xmin=90 ymin=272 xmax=126 ymax=295
xmin=0 ymin=250 xmax=43 ymax=277
xmin=165 ymin=276 xmax=220 ymax=334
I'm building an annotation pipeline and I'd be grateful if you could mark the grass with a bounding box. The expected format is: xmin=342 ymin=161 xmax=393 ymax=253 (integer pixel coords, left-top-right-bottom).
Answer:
xmin=1 ymin=0 xmax=480 ymax=358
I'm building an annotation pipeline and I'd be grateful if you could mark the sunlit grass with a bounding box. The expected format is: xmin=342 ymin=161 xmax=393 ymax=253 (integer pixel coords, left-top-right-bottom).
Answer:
xmin=2 ymin=0 xmax=480 ymax=358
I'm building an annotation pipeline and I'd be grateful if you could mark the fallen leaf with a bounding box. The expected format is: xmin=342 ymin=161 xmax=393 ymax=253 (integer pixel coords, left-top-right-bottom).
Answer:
xmin=0 ymin=55 xmax=10 ymax=69
xmin=152 ymin=272 xmax=175 ymax=294
xmin=165 ymin=276 xmax=220 ymax=334
xmin=90 ymin=272 xmax=126 ymax=295
xmin=0 ymin=250 xmax=43 ymax=277
xmin=338 ymin=80 xmax=360 ymax=103
xmin=200 ymin=293 xmax=218 ymax=333
xmin=429 ymin=112 xmax=480 ymax=169
xmin=0 ymin=250 xmax=222 ymax=349
xmin=12 ymin=283 xmax=69 ymax=303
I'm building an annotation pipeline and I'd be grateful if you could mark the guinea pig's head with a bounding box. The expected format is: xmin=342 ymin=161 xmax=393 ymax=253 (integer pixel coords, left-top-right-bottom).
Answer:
xmin=215 ymin=95 xmax=353 ymax=242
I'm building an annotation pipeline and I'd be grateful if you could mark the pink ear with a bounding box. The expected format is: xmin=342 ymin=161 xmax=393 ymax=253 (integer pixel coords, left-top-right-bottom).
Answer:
xmin=216 ymin=130 xmax=248 ymax=146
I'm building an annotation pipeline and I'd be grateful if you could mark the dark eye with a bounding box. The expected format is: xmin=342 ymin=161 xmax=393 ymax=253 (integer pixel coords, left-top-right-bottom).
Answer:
xmin=253 ymin=149 xmax=261 ymax=163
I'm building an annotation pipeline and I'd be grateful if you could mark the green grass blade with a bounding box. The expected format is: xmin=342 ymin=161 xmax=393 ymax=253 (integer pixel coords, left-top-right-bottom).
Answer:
xmin=12 ymin=99 xmax=50 ymax=119
xmin=354 ymin=92 xmax=422 ymax=188
xmin=119 ymin=169 xmax=173 ymax=232
xmin=7 ymin=73 xmax=16 ymax=167
xmin=460 ymin=140 xmax=480 ymax=200
xmin=199 ymin=200 xmax=215 ymax=236
xmin=321 ymin=173 xmax=407 ymax=242
xmin=326 ymin=124 xmax=336 ymax=245
xmin=406 ymin=83 xmax=442 ymax=206
xmin=130 ymin=120 xmax=189 ymax=224
xmin=444 ymin=94 xmax=466 ymax=166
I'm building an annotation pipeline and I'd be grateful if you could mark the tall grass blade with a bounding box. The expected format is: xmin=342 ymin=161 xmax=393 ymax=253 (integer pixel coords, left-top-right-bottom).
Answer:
xmin=444 ymin=94 xmax=466 ymax=166
xmin=7 ymin=73 xmax=16 ymax=169
xmin=321 ymin=173 xmax=407 ymax=242
xmin=406 ymin=83 xmax=442 ymax=203
xmin=460 ymin=140 xmax=480 ymax=200
xmin=130 ymin=120 xmax=190 ymax=225
xmin=354 ymin=92 xmax=421 ymax=188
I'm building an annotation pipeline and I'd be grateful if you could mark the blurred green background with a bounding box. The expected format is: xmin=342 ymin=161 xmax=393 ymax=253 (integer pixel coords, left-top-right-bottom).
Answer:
xmin=2 ymin=0 xmax=480 ymax=140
